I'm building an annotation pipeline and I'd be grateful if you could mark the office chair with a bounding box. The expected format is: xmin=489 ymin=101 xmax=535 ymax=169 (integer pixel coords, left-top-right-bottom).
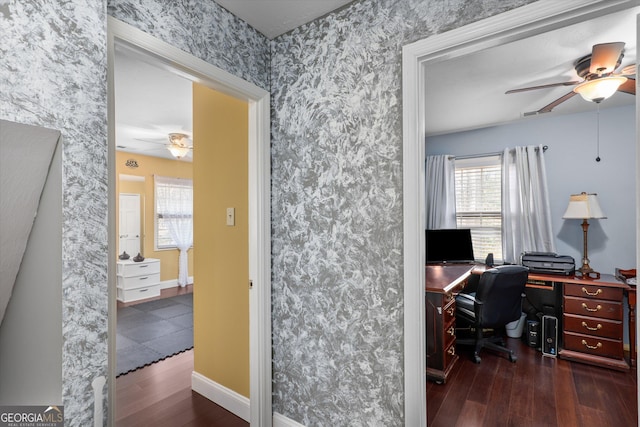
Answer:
xmin=455 ymin=265 xmax=528 ymax=363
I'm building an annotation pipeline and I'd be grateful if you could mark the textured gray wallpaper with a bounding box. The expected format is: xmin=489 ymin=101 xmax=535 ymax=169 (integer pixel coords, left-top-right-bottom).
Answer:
xmin=108 ymin=0 xmax=270 ymax=91
xmin=1 ymin=0 xmax=538 ymax=425
xmin=270 ymin=0 xmax=535 ymax=424
xmin=0 ymin=1 xmax=108 ymax=426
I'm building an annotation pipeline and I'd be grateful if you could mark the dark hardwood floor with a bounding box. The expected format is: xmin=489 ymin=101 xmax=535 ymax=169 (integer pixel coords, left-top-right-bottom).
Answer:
xmin=115 ymin=349 xmax=248 ymax=427
xmin=427 ymin=337 xmax=638 ymax=427
xmin=116 ymin=285 xmax=247 ymax=427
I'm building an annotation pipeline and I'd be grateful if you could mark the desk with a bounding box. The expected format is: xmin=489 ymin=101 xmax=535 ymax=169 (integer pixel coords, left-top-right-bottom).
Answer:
xmin=425 ymin=266 xmax=635 ymax=383
xmin=425 ymin=264 xmax=475 ymax=383
xmin=527 ymin=272 xmax=632 ymax=371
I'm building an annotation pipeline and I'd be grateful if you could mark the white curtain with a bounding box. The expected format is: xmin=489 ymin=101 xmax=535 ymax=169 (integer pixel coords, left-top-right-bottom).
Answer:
xmin=425 ymin=155 xmax=457 ymax=229
xmin=156 ymin=175 xmax=193 ymax=287
xmin=502 ymin=145 xmax=555 ymax=263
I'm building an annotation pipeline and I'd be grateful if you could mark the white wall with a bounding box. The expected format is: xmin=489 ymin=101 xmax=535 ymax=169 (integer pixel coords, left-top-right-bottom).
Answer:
xmin=426 ymin=104 xmax=636 ymax=276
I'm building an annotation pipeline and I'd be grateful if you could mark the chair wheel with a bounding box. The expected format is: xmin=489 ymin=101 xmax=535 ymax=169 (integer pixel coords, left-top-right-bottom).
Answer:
xmin=473 ymin=353 xmax=481 ymax=364
xmin=509 ymin=353 xmax=517 ymax=363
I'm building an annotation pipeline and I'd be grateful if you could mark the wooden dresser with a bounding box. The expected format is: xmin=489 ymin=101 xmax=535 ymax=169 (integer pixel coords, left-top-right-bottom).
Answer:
xmin=425 ymin=264 xmax=475 ymax=383
xmin=116 ymin=258 xmax=161 ymax=303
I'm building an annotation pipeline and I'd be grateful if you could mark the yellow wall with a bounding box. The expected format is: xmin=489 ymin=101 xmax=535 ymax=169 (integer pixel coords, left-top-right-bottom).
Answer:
xmin=193 ymin=83 xmax=249 ymax=397
xmin=115 ymin=151 xmax=194 ymax=282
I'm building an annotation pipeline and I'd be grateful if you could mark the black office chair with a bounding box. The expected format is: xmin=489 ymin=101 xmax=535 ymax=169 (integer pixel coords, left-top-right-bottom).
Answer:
xmin=455 ymin=265 xmax=528 ymax=363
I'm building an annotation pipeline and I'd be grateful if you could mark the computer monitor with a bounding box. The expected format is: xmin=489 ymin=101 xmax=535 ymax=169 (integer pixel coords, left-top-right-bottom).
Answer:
xmin=425 ymin=228 xmax=475 ymax=264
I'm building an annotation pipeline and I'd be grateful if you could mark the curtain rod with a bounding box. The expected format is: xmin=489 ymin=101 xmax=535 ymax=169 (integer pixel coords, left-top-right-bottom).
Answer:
xmin=449 ymin=145 xmax=548 ymax=160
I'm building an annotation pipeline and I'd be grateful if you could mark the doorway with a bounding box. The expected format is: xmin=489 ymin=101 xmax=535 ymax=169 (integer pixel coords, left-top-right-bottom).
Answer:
xmin=402 ymin=0 xmax=639 ymax=425
xmin=107 ymin=17 xmax=272 ymax=426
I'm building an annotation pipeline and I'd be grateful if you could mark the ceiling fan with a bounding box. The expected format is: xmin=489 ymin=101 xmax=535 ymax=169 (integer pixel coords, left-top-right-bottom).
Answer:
xmin=506 ymin=42 xmax=636 ymax=116
xmin=166 ymin=133 xmax=193 ymax=159
xmin=120 ymin=125 xmax=193 ymax=159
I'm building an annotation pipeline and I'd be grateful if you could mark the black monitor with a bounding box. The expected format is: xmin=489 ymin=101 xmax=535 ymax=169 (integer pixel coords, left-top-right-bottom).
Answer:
xmin=425 ymin=228 xmax=475 ymax=264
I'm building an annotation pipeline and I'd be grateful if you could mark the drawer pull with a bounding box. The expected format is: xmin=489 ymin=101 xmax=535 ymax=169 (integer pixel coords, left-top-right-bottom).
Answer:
xmin=139 ymin=276 xmax=149 ymax=280
xmin=447 ymin=347 xmax=456 ymax=356
xmin=139 ymin=265 xmax=149 ymax=268
xmin=581 ymin=287 xmax=602 ymax=297
xmin=447 ymin=326 xmax=455 ymax=336
xmin=581 ymin=321 xmax=602 ymax=331
xmin=581 ymin=339 xmax=602 ymax=350
xmin=139 ymin=288 xmax=148 ymax=292
xmin=581 ymin=303 xmax=602 ymax=312
xmin=446 ymin=307 xmax=455 ymax=316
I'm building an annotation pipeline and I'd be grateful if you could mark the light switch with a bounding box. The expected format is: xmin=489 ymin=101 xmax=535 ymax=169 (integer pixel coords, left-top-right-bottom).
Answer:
xmin=226 ymin=207 xmax=235 ymax=226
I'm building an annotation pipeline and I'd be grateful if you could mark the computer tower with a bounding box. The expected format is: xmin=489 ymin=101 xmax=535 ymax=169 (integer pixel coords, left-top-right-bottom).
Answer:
xmin=542 ymin=315 xmax=558 ymax=357
xmin=525 ymin=320 xmax=539 ymax=348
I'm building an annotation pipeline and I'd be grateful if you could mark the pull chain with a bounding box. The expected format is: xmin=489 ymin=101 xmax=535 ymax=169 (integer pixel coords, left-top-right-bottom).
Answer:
xmin=595 ymin=103 xmax=601 ymax=162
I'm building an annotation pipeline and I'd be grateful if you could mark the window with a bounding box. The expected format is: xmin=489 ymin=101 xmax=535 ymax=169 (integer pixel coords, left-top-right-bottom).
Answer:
xmin=454 ymin=155 xmax=502 ymax=262
xmin=155 ymin=176 xmax=193 ymax=250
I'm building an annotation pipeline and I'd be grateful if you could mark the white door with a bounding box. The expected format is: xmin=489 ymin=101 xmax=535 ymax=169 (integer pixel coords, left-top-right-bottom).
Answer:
xmin=119 ymin=193 xmax=141 ymax=256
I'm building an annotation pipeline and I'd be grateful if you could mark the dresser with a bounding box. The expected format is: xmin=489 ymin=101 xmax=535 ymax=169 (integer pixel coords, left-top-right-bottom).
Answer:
xmin=425 ymin=264 xmax=475 ymax=383
xmin=116 ymin=258 xmax=161 ymax=302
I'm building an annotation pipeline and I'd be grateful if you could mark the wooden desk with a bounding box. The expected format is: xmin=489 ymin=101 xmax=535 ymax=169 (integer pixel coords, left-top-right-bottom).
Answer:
xmin=425 ymin=266 xmax=635 ymax=383
xmin=527 ymin=272 xmax=632 ymax=371
xmin=425 ymin=264 xmax=475 ymax=383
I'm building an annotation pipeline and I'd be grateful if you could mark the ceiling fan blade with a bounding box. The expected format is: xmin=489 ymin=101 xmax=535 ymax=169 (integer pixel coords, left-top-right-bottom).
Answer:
xmin=523 ymin=91 xmax=578 ymax=116
xmin=505 ymin=81 xmax=581 ymax=94
xmin=617 ymin=77 xmax=635 ymax=95
xmin=620 ymin=64 xmax=636 ymax=76
xmin=589 ymin=42 xmax=625 ymax=74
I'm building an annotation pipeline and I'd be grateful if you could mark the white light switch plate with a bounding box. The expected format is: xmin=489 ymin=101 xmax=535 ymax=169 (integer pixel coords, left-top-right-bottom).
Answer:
xmin=226 ymin=207 xmax=235 ymax=226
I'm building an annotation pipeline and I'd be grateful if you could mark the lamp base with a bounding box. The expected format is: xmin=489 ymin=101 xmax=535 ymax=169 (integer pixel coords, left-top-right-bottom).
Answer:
xmin=576 ymin=264 xmax=600 ymax=280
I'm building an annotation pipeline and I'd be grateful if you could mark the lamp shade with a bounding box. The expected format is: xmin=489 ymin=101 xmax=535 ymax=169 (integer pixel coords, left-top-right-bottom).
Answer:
xmin=168 ymin=144 xmax=190 ymax=159
xmin=562 ymin=192 xmax=607 ymax=219
xmin=573 ymin=76 xmax=627 ymax=103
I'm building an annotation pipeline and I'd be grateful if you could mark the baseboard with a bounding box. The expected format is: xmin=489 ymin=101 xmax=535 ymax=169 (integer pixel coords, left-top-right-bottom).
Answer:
xmin=159 ymin=277 xmax=194 ymax=290
xmin=273 ymin=412 xmax=306 ymax=427
xmin=191 ymin=371 xmax=250 ymax=422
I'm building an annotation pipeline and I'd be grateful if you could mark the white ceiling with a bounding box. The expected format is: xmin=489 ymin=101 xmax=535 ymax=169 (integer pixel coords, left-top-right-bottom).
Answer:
xmin=114 ymin=3 xmax=638 ymax=160
xmin=214 ymin=0 xmax=355 ymax=39
xmin=426 ymin=6 xmax=638 ymax=136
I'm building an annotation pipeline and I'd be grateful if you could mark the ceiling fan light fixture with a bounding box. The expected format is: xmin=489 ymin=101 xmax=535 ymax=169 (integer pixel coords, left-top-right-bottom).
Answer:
xmin=573 ymin=75 xmax=627 ymax=103
xmin=167 ymin=132 xmax=192 ymax=159
xmin=167 ymin=144 xmax=190 ymax=159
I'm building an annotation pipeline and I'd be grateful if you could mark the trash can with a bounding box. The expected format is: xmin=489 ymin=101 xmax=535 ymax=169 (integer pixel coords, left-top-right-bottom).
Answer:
xmin=506 ymin=312 xmax=527 ymax=338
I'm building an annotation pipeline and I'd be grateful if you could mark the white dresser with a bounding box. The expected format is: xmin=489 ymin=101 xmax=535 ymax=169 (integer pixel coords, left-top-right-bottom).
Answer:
xmin=116 ymin=258 xmax=161 ymax=302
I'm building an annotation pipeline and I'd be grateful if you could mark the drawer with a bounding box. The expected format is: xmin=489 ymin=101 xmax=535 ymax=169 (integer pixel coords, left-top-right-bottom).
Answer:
xmin=564 ymin=282 xmax=622 ymax=301
xmin=117 ymin=272 xmax=160 ymax=290
xmin=117 ymin=260 xmax=160 ymax=277
xmin=117 ymin=284 xmax=160 ymax=302
xmin=563 ymin=296 xmax=622 ymax=320
xmin=443 ymin=299 xmax=456 ymax=326
xmin=563 ymin=331 xmax=624 ymax=359
xmin=444 ymin=340 xmax=457 ymax=368
xmin=563 ymin=313 xmax=622 ymax=340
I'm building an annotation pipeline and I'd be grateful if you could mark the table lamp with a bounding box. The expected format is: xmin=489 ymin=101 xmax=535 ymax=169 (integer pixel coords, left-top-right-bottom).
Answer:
xmin=562 ymin=192 xmax=606 ymax=279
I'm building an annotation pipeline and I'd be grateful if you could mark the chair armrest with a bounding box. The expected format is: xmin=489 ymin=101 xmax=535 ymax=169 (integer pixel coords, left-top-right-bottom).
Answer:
xmin=456 ymin=292 xmax=477 ymax=304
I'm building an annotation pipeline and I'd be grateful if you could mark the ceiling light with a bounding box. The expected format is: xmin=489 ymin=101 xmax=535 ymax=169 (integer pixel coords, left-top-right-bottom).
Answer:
xmin=573 ymin=76 xmax=627 ymax=103
xmin=167 ymin=144 xmax=190 ymax=159
xmin=167 ymin=133 xmax=191 ymax=159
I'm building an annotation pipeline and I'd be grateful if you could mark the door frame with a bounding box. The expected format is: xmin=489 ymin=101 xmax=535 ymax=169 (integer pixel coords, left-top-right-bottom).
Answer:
xmin=402 ymin=0 xmax=638 ymax=424
xmin=107 ymin=17 xmax=272 ymax=426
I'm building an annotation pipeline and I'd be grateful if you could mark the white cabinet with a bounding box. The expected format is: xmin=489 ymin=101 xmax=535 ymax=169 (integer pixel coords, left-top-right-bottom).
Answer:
xmin=116 ymin=258 xmax=161 ymax=302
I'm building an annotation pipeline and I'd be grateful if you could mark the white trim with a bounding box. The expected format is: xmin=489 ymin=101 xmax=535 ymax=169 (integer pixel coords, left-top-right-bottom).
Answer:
xmin=192 ymin=371 xmax=250 ymax=422
xmin=402 ymin=0 xmax=639 ymax=425
xmin=273 ymin=412 xmax=306 ymax=427
xmin=107 ymin=16 xmax=272 ymax=426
